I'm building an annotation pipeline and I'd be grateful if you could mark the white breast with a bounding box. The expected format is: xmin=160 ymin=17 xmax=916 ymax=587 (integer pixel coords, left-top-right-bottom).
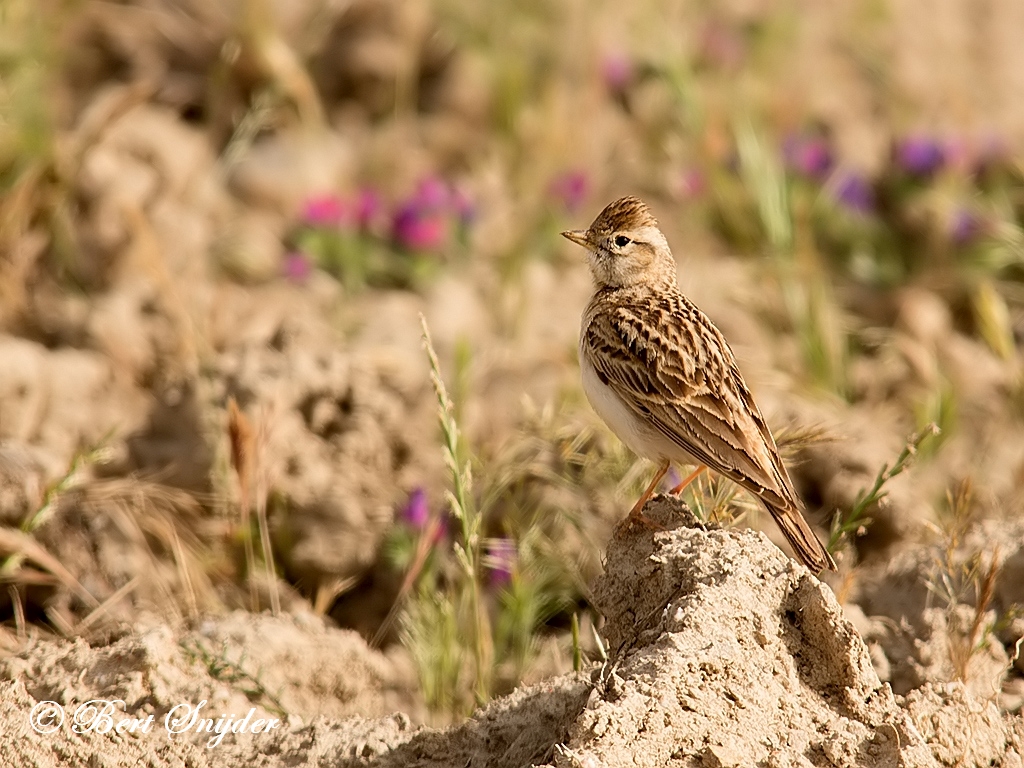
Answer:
xmin=579 ymin=344 xmax=701 ymax=467
xmin=579 ymin=350 xmax=659 ymax=459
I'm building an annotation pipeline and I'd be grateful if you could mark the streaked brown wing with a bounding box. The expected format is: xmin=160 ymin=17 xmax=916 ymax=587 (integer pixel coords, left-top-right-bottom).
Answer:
xmin=584 ymin=298 xmax=796 ymax=507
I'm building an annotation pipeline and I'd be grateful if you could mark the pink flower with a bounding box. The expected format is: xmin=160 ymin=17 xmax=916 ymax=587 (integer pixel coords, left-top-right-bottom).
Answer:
xmin=782 ymin=133 xmax=833 ymax=180
xmin=601 ymin=51 xmax=634 ymax=92
xmin=548 ymin=171 xmax=589 ymax=213
xmin=301 ymin=194 xmax=348 ymax=228
xmin=678 ymin=169 xmax=706 ymax=199
xmin=414 ymin=176 xmax=451 ymax=210
xmin=402 ymin=487 xmax=429 ymax=529
xmin=282 ymin=251 xmax=312 ymax=282
xmin=486 ymin=538 xmax=516 ymax=586
xmin=392 ymin=203 xmax=448 ymax=250
xmin=948 ymin=208 xmax=985 ymax=246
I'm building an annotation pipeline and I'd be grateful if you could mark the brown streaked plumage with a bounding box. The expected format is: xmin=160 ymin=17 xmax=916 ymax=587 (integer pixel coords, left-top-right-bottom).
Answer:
xmin=562 ymin=195 xmax=836 ymax=572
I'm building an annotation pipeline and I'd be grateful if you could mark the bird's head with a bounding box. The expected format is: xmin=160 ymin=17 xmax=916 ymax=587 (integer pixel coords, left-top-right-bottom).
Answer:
xmin=561 ymin=196 xmax=677 ymax=289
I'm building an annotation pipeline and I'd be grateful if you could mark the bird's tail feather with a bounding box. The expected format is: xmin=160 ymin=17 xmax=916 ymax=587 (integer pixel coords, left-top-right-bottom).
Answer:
xmin=765 ymin=502 xmax=836 ymax=573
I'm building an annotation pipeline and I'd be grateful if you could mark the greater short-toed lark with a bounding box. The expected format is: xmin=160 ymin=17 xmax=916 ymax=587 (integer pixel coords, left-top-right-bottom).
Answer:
xmin=562 ymin=195 xmax=836 ymax=573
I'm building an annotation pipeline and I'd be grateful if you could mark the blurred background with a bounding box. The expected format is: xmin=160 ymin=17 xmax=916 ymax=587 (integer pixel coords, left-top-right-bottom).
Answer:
xmin=1 ymin=0 xmax=1023 ymax=720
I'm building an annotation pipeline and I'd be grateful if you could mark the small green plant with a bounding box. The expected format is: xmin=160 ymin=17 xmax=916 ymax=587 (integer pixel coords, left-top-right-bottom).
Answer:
xmin=0 ymin=432 xmax=113 ymax=580
xmin=180 ymin=637 xmax=287 ymax=718
xmin=926 ymin=479 xmax=1004 ymax=686
xmin=399 ymin=317 xmax=492 ymax=711
xmin=728 ymin=119 xmax=850 ymax=394
xmin=680 ymin=470 xmax=751 ymax=527
xmin=912 ymin=376 xmax=957 ymax=458
xmin=680 ymin=422 xmax=833 ymax=528
xmin=286 ymin=180 xmax=472 ymax=292
xmin=828 ymin=423 xmax=939 ymax=554
xmin=393 ymin=322 xmax=587 ymax=714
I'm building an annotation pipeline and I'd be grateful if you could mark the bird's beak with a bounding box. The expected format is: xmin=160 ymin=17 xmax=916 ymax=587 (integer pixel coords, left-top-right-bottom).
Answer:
xmin=560 ymin=229 xmax=591 ymax=248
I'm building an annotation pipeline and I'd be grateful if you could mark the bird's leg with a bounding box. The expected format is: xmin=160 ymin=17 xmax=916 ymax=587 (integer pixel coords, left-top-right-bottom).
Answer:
xmin=670 ymin=464 xmax=706 ymax=495
xmin=616 ymin=459 xmax=670 ymax=536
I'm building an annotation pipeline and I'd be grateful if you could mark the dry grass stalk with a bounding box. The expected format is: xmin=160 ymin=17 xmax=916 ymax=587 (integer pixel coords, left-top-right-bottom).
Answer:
xmin=949 ymin=547 xmax=1001 ymax=684
xmin=227 ymin=397 xmax=259 ymax=611
xmin=239 ymin=0 xmax=325 ymax=126
xmin=7 ymin=585 xmax=25 ymax=640
xmin=373 ymin=514 xmax=445 ymax=647
xmin=82 ymin=477 xmax=220 ymax=620
xmin=313 ymin=576 xmax=357 ymax=616
xmin=254 ymin=404 xmax=280 ymax=616
xmin=75 ymin=576 xmax=141 ymax=635
xmin=773 ymin=421 xmax=837 ymax=460
xmin=227 ymin=398 xmax=280 ymax=615
xmin=0 ymin=527 xmax=98 ymax=611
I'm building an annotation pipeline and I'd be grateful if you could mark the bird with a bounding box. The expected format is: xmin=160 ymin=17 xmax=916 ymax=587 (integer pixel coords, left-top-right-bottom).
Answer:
xmin=562 ymin=195 xmax=836 ymax=572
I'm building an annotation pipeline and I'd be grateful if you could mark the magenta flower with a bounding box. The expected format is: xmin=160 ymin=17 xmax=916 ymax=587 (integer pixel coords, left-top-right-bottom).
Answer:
xmin=895 ymin=136 xmax=945 ymax=176
xmin=783 ymin=134 xmax=833 ymax=180
xmin=548 ymin=171 xmax=589 ymax=213
xmin=414 ymin=176 xmax=451 ymax=210
xmin=402 ymin=487 xmax=429 ymax=529
xmin=678 ymin=169 xmax=706 ymax=199
xmin=831 ymin=171 xmax=875 ymax=215
xmin=948 ymin=209 xmax=985 ymax=246
xmin=282 ymin=251 xmax=312 ymax=282
xmin=601 ymin=51 xmax=634 ymax=92
xmin=486 ymin=538 xmax=516 ymax=587
xmin=301 ymin=194 xmax=348 ymax=228
xmin=392 ymin=203 xmax=447 ymax=251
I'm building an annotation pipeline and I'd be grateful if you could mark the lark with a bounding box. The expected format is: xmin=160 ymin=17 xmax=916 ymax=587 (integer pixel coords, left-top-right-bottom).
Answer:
xmin=562 ymin=196 xmax=836 ymax=572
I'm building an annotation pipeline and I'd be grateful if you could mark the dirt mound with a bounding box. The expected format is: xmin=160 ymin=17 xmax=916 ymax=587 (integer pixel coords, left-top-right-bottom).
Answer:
xmin=0 ymin=611 xmax=423 ymax=767
xmin=2 ymin=496 xmax=1020 ymax=767
xmin=856 ymin=518 xmax=1024 ymax=701
xmin=558 ymin=496 xmax=942 ymax=767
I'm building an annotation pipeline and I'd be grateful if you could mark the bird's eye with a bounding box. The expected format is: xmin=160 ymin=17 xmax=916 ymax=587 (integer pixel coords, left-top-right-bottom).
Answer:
xmin=614 ymin=235 xmax=631 ymax=247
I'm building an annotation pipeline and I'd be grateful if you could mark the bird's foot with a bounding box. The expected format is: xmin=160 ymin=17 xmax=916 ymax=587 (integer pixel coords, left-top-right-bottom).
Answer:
xmin=613 ymin=507 xmax=665 ymax=538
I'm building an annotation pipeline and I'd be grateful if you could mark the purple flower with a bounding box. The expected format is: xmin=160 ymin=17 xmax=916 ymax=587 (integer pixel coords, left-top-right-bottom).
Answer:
xmin=402 ymin=487 xmax=429 ymax=529
xmin=949 ymin=209 xmax=984 ymax=246
xmin=414 ymin=176 xmax=451 ymax=210
xmin=783 ymin=134 xmax=833 ymax=180
xmin=301 ymin=194 xmax=348 ymax=228
xmin=548 ymin=171 xmax=589 ymax=213
xmin=601 ymin=51 xmax=634 ymax=92
xmin=895 ymin=136 xmax=945 ymax=176
xmin=831 ymin=171 xmax=875 ymax=215
xmin=486 ymin=538 xmax=516 ymax=586
xmin=282 ymin=251 xmax=312 ymax=282
xmin=392 ymin=202 xmax=447 ymax=251
xmin=677 ymin=169 xmax=706 ymax=199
